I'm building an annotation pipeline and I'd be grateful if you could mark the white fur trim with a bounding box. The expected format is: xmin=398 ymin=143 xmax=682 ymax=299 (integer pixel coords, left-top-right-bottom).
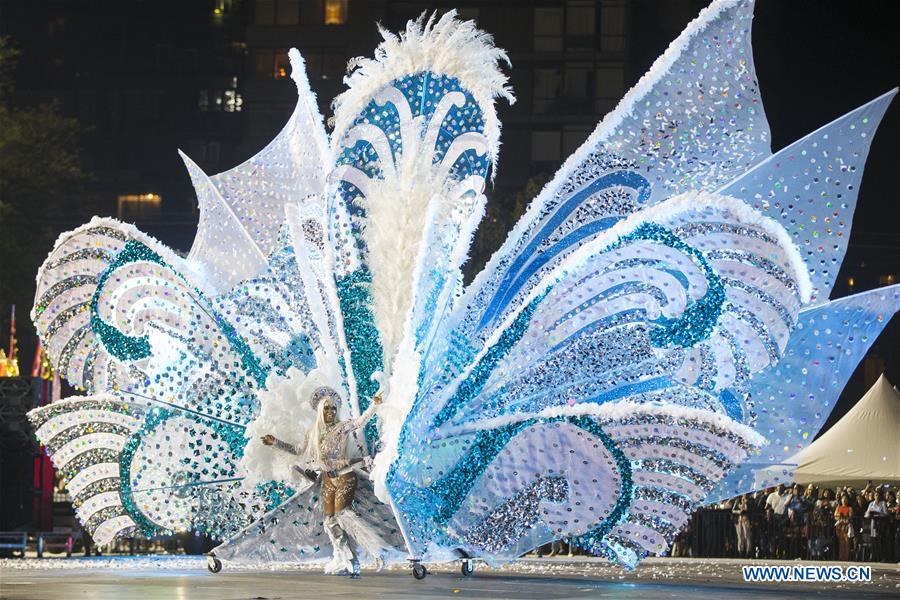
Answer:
xmin=436 ymin=401 xmax=765 ymax=447
xmin=240 ymin=359 xmax=343 ymax=487
xmin=287 ymin=49 xmax=333 ymax=169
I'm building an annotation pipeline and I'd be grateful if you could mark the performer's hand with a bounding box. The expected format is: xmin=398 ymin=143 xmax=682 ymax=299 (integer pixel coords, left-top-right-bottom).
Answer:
xmin=372 ymin=393 xmax=383 ymax=405
xmin=261 ymin=434 xmax=275 ymax=446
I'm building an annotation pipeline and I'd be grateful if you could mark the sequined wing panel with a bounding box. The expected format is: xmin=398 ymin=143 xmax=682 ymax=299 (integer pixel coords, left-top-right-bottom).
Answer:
xmin=29 ymin=393 xmax=288 ymax=543
xmin=412 ymin=194 xmax=810 ymax=433
xmin=717 ymin=90 xmax=896 ymax=303
xmin=111 ymin=407 xmax=281 ymax=540
xmin=709 ymin=284 xmax=900 ymax=500
xmin=30 ymin=218 xmax=298 ymax=542
xmin=30 ymin=218 xmax=209 ymax=396
xmin=387 ymin=193 xmax=810 ymax=566
xmin=214 ymin=236 xmax=323 ymax=383
xmin=395 ymin=403 xmax=760 ymax=567
xmin=182 ymin=50 xmax=330 ymax=295
xmin=28 ymin=396 xmax=144 ymax=545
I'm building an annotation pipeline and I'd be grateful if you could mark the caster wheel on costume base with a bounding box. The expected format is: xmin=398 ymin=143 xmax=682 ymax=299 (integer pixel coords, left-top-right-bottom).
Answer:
xmin=412 ymin=563 xmax=427 ymax=580
xmin=207 ymin=556 xmax=222 ymax=573
xmin=461 ymin=560 xmax=474 ymax=577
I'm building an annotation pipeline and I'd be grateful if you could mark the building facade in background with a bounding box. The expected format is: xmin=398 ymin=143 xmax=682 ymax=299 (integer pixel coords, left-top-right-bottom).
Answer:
xmin=0 ymin=0 xmax=715 ymax=238
xmin=0 ymin=0 xmax=248 ymax=250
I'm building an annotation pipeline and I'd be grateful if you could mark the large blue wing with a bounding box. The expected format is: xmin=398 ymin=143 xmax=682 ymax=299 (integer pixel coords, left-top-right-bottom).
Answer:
xmin=29 ymin=219 xmax=288 ymax=542
xmin=386 ymin=195 xmax=809 ymax=567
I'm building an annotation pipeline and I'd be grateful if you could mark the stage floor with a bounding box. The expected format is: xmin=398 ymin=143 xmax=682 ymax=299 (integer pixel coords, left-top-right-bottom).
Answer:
xmin=1 ymin=556 xmax=898 ymax=599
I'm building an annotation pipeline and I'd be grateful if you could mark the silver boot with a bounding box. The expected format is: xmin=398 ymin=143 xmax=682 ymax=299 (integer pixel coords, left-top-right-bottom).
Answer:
xmin=324 ymin=515 xmax=359 ymax=577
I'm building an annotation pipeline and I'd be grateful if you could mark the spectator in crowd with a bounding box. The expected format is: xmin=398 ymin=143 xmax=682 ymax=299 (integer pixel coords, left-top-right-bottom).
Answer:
xmin=753 ymin=489 xmax=768 ymax=512
xmin=834 ymin=495 xmax=854 ymax=561
xmin=807 ymin=490 xmax=834 ymax=559
xmin=732 ymin=494 xmax=753 ymax=558
xmin=783 ymin=485 xmax=806 ymax=558
xmin=766 ymin=484 xmax=789 ymax=517
xmin=766 ymin=483 xmax=800 ymax=558
xmin=802 ymin=484 xmax=817 ymax=510
xmin=671 ymin=520 xmax=693 ymax=558
xmin=865 ymin=490 xmax=890 ymax=561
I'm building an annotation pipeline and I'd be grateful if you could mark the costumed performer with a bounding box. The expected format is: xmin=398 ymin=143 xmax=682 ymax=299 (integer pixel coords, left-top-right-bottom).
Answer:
xmin=262 ymin=386 xmax=389 ymax=577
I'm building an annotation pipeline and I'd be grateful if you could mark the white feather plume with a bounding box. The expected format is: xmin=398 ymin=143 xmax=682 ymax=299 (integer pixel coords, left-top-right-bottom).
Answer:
xmin=240 ymin=355 xmax=343 ymax=487
xmin=331 ymin=9 xmax=515 ymax=168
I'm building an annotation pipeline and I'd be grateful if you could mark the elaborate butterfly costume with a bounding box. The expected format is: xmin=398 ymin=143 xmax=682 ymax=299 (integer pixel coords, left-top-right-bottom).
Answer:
xmin=28 ymin=0 xmax=899 ymax=571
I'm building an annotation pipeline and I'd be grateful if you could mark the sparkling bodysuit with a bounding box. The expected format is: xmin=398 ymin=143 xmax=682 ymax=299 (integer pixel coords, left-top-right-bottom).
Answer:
xmin=274 ymin=402 xmax=376 ymax=472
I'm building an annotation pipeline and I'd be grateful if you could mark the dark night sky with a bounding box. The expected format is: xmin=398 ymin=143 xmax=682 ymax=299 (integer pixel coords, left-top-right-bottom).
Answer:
xmin=2 ymin=0 xmax=899 ymax=434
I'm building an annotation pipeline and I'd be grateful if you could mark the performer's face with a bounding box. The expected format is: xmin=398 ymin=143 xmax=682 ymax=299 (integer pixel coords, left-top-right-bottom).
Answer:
xmin=323 ymin=399 xmax=338 ymax=424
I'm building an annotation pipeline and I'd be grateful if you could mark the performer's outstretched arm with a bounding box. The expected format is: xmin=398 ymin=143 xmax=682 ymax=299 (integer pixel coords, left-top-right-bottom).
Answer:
xmin=335 ymin=394 xmax=382 ymax=436
xmin=261 ymin=434 xmax=300 ymax=454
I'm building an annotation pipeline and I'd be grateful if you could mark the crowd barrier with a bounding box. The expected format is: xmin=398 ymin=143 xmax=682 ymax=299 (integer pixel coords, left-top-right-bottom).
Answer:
xmin=673 ymin=509 xmax=899 ymax=562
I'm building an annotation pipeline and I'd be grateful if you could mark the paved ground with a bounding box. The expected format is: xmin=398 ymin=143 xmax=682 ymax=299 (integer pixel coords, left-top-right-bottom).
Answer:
xmin=1 ymin=556 xmax=898 ymax=599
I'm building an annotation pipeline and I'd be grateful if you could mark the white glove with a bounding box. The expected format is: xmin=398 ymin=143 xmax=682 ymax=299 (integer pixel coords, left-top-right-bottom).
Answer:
xmin=371 ymin=370 xmax=389 ymax=399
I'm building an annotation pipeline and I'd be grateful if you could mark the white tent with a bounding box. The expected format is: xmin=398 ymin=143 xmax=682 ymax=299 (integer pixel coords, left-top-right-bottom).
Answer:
xmin=767 ymin=374 xmax=900 ymax=488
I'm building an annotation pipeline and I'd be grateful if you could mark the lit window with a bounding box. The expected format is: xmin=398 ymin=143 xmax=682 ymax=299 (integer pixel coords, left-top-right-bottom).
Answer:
xmin=118 ymin=194 xmax=162 ymax=221
xmin=325 ymin=0 xmax=348 ymax=25
xmin=880 ymin=274 xmax=895 ymax=285
xmin=274 ymin=49 xmax=290 ymax=78
xmin=224 ymin=89 xmax=243 ymax=112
